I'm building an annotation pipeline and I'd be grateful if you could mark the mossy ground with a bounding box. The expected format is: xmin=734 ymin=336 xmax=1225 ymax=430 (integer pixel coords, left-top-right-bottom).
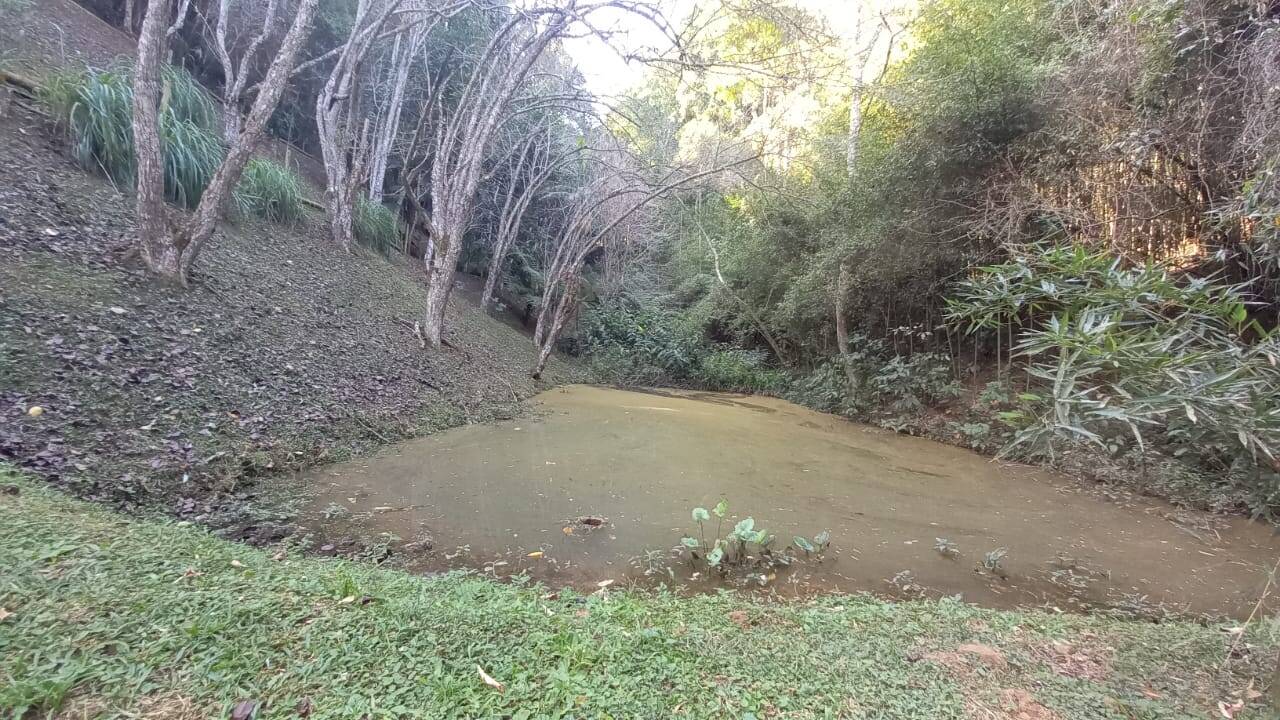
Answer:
xmin=1 ymin=470 xmax=1275 ymax=719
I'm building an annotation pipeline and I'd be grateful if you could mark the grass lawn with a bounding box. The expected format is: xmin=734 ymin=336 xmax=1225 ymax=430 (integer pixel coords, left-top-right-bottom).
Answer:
xmin=1 ymin=470 xmax=1275 ymax=719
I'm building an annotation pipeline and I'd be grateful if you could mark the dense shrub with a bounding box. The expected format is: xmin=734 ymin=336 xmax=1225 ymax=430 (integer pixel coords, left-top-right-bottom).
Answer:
xmin=697 ymin=349 xmax=788 ymax=393
xmin=583 ymin=300 xmax=957 ymax=404
xmin=949 ymin=243 xmax=1280 ymax=517
xmin=581 ymin=300 xmax=705 ymax=384
xmin=41 ymin=66 xmax=222 ymax=209
xmin=786 ymin=336 xmax=960 ymax=421
xmin=233 ymin=159 xmax=305 ymax=223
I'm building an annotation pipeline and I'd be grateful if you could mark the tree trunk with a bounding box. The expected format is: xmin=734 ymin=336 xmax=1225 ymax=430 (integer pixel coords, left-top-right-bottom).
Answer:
xmin=480 ymin=261 xmax=502 ymax=311
xmin=421 ymin=229 xmax=460 ymax=348
xmin=132 ymin=0 xmax=174 ymax=279
xmin=328 ymin=192 xmax=356 ymax=251
xmin=369 ymin=24 xmax=426 ymax=204
xmin=133 ymin=0 xmax=321 ymax=283
xmin=123 ymin=0 xmax=137 ymax=34
xmin=176 ymin=0 xmax=321 ymax=268
xmin=480 ymin=234 xmax=516 ymax=311
xmin=223 ymin=101 xmax=241 ymax=145
xmin=532 ymin=279 xmax=576 ymax=378
xmin=835 ymin=260 xmax=861 ymax=392
xmin=846 ymin=84 xmax=863 ymax=177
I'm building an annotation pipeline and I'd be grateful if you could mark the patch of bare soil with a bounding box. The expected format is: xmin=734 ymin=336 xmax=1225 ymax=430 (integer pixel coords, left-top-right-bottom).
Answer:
xmin=0 ymin=105 xmax=578 ymax=527
xmin=984 ymin=689 xmax=1060 ymax=720
xmin=918 ymin=642 xmax=1062 ymax=719
xmin=922 ymin=644 xmax=1008 ymax=677
xmin=55 ymin=692 xmax=210 ymax=720
xmin=1031 ymin=636 xmax=1113 ymax=682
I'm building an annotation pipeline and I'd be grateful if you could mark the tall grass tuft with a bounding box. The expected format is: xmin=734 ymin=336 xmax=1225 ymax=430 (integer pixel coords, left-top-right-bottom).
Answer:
xmin=354 ymin=197 xmax=400 ymax=253
xmin=233 ymin=158 xmax=305 ymax=223
xmin=161 ymin=116 xmax=224 ymax=208
xmin=40 ymin=66 xmax=223 ymax=209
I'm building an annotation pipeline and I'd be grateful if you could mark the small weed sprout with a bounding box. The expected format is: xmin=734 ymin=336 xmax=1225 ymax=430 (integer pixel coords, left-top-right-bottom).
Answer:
xmin=1046 ymin=553 xmax=1110 ymax=594
xmin=981 ymin=547 xmax=1009 ymax=579
xmin=793 ymin=529 xmax=831 ymax=560
xmin=889 ymin=570 xmax=926 ymax=598
xmin=934 ymin=537 xmax=959 ymax=559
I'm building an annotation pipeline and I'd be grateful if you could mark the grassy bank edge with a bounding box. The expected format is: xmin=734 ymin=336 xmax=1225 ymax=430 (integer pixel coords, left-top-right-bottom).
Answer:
xmin=1 ymin=468 xmax=1276 ymax=719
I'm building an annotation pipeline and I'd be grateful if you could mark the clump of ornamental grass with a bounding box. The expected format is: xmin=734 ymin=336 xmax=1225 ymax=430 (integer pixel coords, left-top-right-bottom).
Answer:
xmin=354 ymin=196 xmax=400 ymax=253
xmin=40 ymin=65 xmax=222 ymax=209
xmin=233 ymin=158 xmax=305 ymax=223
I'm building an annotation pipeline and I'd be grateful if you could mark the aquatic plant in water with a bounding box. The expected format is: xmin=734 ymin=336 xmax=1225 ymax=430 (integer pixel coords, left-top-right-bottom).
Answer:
xmin=934 ymin=537 xmax=960 ymax=558
xmin=682 ymin=499 xmax=830 ymax=576
xmin=981 ymin=547 xmax=1009 ymax=579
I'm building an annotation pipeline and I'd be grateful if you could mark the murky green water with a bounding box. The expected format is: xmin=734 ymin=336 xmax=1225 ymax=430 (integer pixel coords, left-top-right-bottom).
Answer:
xmin=300 ymin=385 xmax=1279 ymax=616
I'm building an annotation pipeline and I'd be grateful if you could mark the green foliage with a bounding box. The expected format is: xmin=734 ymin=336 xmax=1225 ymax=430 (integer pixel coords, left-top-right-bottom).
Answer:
xmin=696 ymin=349 xmax=787 ymax=393
xmin=581 ymin=300 xmax=711 ymax=384
xmin=160 ymin=115 xmax=224 ymax=209
xmin=682 ymin=499 xmax=830 ymax=576
xmin=40 ymin=66 xmax=222 ymax=209
xmin=786 ymin=335 xmax=960 ymax=421
xmin=353 ymin=197 xmax=400 ymax=253
xmin=233 ymin=158 xmax=305 ymax=223
xmin=792 ymin=530 xmax=829 ymax=559
xmin=949 ymin=243 xmax=1280 ymax=517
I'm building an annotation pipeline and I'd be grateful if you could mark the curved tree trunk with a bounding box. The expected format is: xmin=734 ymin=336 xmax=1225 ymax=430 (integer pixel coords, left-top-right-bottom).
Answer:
xmin=532 ymin=278 xmax=577 ymax=378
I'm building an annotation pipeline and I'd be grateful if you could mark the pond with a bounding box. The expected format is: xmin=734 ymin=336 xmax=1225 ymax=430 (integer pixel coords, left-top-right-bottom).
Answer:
xmin=298 ymin=385 xmax=1279 ymax=617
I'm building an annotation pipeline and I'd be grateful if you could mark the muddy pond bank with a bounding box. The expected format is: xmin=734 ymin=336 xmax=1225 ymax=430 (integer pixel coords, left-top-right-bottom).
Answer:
xmin=298 ymin=385 xmax=1279 ymax=617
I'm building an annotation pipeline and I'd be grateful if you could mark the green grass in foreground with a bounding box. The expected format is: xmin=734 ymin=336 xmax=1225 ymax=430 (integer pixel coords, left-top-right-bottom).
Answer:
xmin=0 ymin=471 xmax=1275 ymax=720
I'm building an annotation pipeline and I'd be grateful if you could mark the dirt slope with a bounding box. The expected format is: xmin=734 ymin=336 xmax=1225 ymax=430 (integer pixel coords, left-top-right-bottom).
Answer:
xmin=0 ymin=103 xmax=578 ymax=525
xmin=0 ymin=0 xmax=135 ymax=82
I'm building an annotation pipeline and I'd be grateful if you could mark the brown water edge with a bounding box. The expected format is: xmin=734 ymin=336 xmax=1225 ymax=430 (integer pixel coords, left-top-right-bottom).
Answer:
xmin=296 ymin=385 xmax=1279 ymax=618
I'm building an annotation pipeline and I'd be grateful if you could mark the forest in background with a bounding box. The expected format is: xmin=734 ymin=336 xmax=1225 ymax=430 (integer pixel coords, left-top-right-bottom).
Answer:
xmin=17 ymin=0 xmax=1280 ymax=518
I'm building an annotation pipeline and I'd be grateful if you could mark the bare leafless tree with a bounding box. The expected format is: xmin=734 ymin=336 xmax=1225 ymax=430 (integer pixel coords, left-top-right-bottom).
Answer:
xmin=405 ymin=3 xmax=580 ymax=348
xmin=315 ymin=0 xmax=406 ymax=250
xmin=131 ymin=0 xmax=321 ymax=282
xmin=203 ymin=0 xmax=290 ymax=143
xmin=480 ymin=125 xmax=565 ymax=310
xmin=317 ymin=0 xmax=474 ymax=250
xmin=531 ymin=150 xmax=758 ymax=377
xmin=367 ymin=11 xmax=432 ymax=204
